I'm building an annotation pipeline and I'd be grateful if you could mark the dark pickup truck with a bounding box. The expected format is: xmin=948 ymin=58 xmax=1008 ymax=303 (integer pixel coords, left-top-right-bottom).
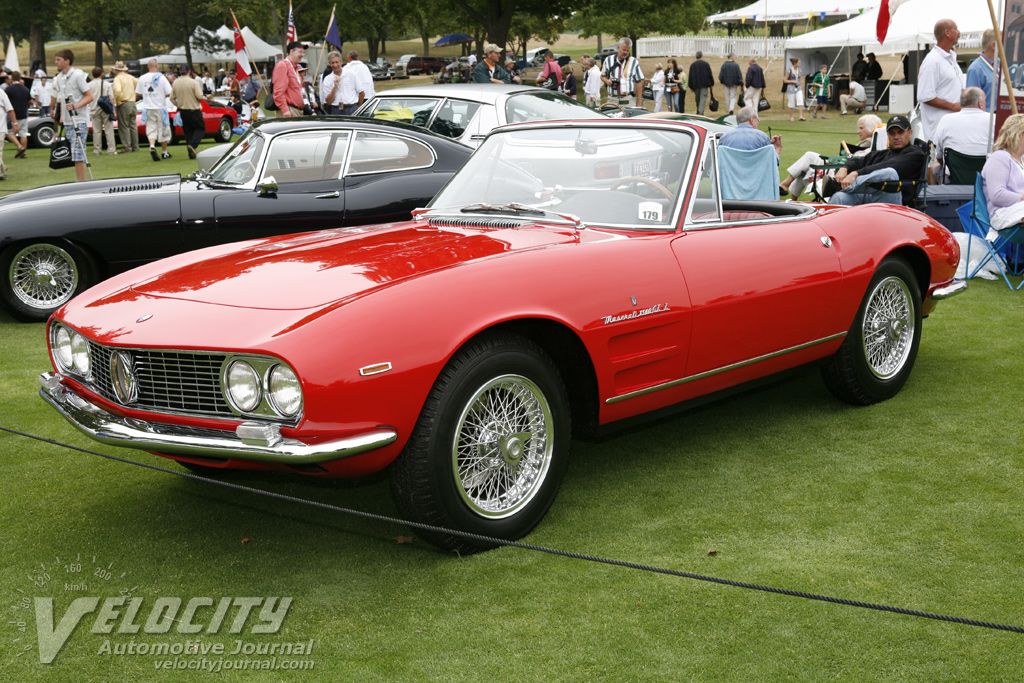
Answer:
xmin=401 ymin=56 xmax=451 ymax=75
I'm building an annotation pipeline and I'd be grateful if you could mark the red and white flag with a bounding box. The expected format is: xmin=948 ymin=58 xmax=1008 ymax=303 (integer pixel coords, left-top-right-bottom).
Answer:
xmin=285 ymin=1 xmax=297 ymax=44
xmin=234 ymin=19 xmax=251 ymax=78
xmin=876 ymin=0 xmax=909 ymax=44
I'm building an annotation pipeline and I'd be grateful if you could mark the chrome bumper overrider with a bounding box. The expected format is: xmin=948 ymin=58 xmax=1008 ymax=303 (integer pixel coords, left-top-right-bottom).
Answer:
xmin=930 ymin=279 xmax=968 ymax=300
xmin=38 ymin=372 xmax=397 ymax=464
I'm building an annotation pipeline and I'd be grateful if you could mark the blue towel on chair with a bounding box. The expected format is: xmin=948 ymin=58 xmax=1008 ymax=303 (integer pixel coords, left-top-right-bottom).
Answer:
xmin=718 ymin=145 xmax=781 ymax=201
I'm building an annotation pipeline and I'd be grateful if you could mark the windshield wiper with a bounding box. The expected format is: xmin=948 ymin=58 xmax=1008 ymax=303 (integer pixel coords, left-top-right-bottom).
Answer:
xmin=458 ymin=203 xmax=581 ymax=228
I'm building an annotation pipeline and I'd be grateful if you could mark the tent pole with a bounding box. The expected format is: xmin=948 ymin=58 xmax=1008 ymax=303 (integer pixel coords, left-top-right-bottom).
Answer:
xmin=986 ymin=0 xmax=1017 ymax=115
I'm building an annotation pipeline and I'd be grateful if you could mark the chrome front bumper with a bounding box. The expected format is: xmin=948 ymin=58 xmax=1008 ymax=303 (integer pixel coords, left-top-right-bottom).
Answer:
xmin=930 ymin=279 xmax=968 ymax=300
xmin=38 ymin=372 xmax=398 ymax=464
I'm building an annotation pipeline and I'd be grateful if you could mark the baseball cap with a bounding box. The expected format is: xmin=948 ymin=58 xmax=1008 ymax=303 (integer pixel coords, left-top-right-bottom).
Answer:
xmin=886 ymin=115 xmax=911 ymax=131
xmin=287 ymin=41 xmax=307 ymax=52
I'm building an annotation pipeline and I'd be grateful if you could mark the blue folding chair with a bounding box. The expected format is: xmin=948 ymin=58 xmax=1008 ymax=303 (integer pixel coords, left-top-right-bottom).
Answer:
xmin=956 ymin=174 xmax=1024 ymax=289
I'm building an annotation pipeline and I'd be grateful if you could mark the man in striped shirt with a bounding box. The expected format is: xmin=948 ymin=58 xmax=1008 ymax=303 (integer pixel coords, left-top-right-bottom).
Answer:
xmin=601 ymin=37 xmax=644 ymax=108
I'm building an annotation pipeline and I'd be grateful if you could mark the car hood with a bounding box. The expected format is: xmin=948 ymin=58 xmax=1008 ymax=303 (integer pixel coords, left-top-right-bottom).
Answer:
xmin=129 ymin=221 xmax=582 ymax=310
xmin=0 ymin=174 xmax=181 ymax=206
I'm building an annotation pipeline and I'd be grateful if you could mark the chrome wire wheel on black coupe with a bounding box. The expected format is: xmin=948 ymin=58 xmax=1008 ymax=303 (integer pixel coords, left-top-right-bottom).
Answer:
xmin=390 ymin=332 xmax=571 ymax=554
xmin=822 ymin=257 xmax=922 ymax=405
xmin=1 ymin=242 xmax=91 ymax=322
xmin=861 ymin=275 xmax=914 ymax=379
xmin=452 ymin=374 xmax=555 ymax=519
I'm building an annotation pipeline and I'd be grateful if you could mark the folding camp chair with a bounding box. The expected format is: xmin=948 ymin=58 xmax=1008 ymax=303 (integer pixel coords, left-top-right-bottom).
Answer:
xmin=955 ymin=174 xmax=1024 ymax=289
xmin=717 ymin=145 xmax=780 ymax=201
xmin=942 ymin=148 xmax=987 ymax=186
xmin=861 ymin=139 xmax=931 ymax=209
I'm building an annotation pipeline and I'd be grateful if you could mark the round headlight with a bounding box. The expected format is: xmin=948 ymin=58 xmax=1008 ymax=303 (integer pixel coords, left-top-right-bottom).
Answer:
xmin=268 ymin=365 xmax=302 ymax=417
xmin=227 ymin=361 xmax=261 ymax=413
xmin=54 ymin=326 xmax=73 ymax=371
xmin=71 ymin=332 xmax=91 ymax=375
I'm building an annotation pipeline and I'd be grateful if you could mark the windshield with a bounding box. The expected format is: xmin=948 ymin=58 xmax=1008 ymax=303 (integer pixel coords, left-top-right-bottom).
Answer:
xmin=428 ymin=125 xmax=695 ymax=229
xmin=504 ymin=91 xmax=607 ymax=124
xmin=208 ymin=129 xmax=266 ymax=184
xmin=358 ymin=97 xmax=440 ymax=126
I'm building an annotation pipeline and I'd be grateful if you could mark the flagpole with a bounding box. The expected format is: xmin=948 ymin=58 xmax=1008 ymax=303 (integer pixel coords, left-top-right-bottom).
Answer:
xmin=232 ymin=9 xmax=270 ymax=105
xmin=313 ymin=5 xmax=336 ymax=83
xmin=985 ymin=0 xmax=1017 ymax=115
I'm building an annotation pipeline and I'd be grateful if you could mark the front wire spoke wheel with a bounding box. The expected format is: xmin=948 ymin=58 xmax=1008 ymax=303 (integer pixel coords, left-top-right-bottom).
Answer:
xmin=453 ymin=375 xmax=554 ymax=519
xmin=10 ymin=243 xmax=79 ymax=310
xmin=862 ymin=276 xmax=913 ymax=379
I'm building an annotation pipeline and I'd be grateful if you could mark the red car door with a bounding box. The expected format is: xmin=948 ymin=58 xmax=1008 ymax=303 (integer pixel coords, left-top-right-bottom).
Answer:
xmin=671 ymin=219 xmax=843 ymax=379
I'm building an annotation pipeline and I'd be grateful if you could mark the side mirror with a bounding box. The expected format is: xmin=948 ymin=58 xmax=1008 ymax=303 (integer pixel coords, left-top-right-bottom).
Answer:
xmin=257 ymin=176 xmax=277 ymax=195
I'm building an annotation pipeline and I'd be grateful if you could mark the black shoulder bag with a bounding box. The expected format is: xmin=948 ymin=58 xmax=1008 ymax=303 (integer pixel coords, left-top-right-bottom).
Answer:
xmin=49 ymin=125 xmax=74 ymax=169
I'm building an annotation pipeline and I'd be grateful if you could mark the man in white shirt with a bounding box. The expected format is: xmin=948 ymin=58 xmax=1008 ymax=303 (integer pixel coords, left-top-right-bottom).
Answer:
xmin=917 ymin=18 xmax=964 ymax=142
xmin=927 ymin=87 xmax=992 ymax=183
xmin=30 ymin=74 xmax=52 ymax=115
xmin=601 ymin=37 xmax=644 ymax=107
xmin=840 ymin=81 xmax=866 ymax=115
xmin=340 ymin=50 xmax=374 ymax=115
xmin=53 ymin=48 xmax=93 ymax=181
xmin=136 ymin=59 xmax=173 ymax=161
xmin=584 ymin=56 xmax=602 ymax=107
xmin=320 ymin=51 xmax=345 ymax=115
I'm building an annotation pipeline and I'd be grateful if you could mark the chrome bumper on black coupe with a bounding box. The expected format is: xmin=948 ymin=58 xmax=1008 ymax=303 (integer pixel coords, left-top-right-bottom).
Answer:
xmin=39 ymin=372 xmax=397 ymax=464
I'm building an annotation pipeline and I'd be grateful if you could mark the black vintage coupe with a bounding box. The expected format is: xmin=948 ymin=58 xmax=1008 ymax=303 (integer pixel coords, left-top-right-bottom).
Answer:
xmin=0 ymin=117 xmax=473 ymax=322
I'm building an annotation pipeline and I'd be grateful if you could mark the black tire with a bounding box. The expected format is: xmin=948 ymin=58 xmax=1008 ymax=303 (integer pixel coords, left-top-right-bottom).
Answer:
xmin=0 ymin=242 xmax=94 ymax=322
xmin=216 ymin=117 xmax=232 ymax=143
xmin=390 ymin=332 xmax=571 ymax=554
xmin=821 ymin=257 xmax=922 ymax=405
xmin=32 ymin=123 xmax=56 ymax=148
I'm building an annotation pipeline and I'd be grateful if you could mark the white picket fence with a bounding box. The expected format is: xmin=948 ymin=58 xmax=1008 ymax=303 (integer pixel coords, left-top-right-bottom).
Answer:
xmin=637 ymin=36 xmax=788 ymax=59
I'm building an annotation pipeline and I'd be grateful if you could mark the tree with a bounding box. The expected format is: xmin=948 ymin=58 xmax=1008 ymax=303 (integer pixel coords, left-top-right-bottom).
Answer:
xmin=572 ymin=0 xmax=708 ymax=50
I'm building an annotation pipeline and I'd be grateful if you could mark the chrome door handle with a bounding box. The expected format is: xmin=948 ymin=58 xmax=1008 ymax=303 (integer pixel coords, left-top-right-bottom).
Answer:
xmin=316 ymin=191 xmax=341 ymax=199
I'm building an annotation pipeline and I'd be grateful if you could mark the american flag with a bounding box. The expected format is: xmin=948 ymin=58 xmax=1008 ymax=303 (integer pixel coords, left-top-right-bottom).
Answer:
xmin=285 ymin=1 xmax=297 ymax=44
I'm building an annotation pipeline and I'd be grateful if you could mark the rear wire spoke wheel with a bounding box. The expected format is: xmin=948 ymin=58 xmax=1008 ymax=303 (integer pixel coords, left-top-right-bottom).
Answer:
xmin=822 ymin=257 xmax=922 ymax=404
xmin=390 ymin=333 xmax=570 ymax=554
xmin=1 ymin=242 xmax=91 ymax=322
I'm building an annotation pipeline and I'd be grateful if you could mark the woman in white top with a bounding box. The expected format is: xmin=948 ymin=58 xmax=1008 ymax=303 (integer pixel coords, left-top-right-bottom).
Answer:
xmin=650 ymin=63 xmax=665 ymax=112
xmin=785 ymin=58 xmax=806 ymax=122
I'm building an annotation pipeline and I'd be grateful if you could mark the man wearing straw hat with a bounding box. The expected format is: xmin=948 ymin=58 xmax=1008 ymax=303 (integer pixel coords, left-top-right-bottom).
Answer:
xmin=111 ymin=61 xmax=139 ymax=153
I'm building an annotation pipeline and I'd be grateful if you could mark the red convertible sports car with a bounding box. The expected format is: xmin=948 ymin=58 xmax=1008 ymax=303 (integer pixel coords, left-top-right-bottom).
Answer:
xmin=40 ymin=119 xmax=966 ymax=553
xmin=136 ymin=98 xmax=238 ymax=144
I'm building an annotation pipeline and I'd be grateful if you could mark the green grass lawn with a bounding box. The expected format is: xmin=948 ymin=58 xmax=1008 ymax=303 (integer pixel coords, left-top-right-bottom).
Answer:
xmin=2 ymin=113 xmax=1024 ymax=681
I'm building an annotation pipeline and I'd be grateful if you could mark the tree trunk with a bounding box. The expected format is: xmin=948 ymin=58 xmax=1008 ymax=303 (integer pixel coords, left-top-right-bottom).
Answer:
xmin=422 ymin=34 xmax=430 ymax=56
xmin=30 ymin=22 xmax=45 ymax=72
xmin=367 ymin=37 xmax=379 ymax=63
xmin=596 ymin=34 xmax=602 ymax=53
xmin=182 ymin=4 xmax=193 ymax=67
xmin=95 ymin=23 xmax=104 ymax=69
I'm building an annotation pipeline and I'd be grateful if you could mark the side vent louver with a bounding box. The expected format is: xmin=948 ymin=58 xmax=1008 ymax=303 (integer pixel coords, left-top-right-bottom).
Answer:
xmin=428 ymin=217 xmax=526 ymax=230
xmin=106 ymin=182 xmax=170 ymax=194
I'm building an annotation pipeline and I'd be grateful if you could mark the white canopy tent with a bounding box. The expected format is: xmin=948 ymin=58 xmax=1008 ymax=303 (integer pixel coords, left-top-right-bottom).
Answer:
xmin=708 ymin=0 xmax=878 ymax=25
xmin=785 ymin=0 xmax=992 ymax=55
xmin=4 ymin=36 xmax=20 ymax=72
xmin=139 ymin=25 xmax=282 ymax=66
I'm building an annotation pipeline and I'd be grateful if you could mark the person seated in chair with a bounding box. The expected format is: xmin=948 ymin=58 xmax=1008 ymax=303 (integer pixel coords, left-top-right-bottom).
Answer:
xmin=927 ymin=87 xmax=992 ymax=184
xmin=981 ymin=113 xmax=1024 ymax=239
xmin=719 ymin=106 xmax=781 ymax=160
xmin=780 ymin=113 xmax=881 ymax=198
xmin=828 ymin=115 xmax=926 ymax=206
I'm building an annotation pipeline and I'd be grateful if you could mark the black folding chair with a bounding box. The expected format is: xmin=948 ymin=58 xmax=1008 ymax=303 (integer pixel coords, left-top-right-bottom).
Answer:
xmin=862 ymin=139 xmax=931 ymax=209
xmin=943 ymin=148 xmax=987 ymax=186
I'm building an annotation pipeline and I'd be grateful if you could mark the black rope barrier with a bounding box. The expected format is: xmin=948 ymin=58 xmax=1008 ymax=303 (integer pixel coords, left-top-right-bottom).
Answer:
xmin=2 ymin=424 xmax=1022 ymax=635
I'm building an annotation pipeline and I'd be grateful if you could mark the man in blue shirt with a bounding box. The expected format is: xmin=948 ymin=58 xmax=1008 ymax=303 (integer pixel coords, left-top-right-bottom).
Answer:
xmin=965 ymin=29 xmax=997 ymax=112
xmin=719 ymin=107 xmax=781 ymax=160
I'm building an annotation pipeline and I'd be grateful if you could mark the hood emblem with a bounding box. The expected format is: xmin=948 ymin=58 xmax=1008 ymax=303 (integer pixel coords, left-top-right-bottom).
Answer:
xmin=110 ymin=351 xmax=139 ymax=405
xmin=631 ymin=296 xmax=637 ymax=306
xmin=136 ymin=314 xmax=153 ymax=323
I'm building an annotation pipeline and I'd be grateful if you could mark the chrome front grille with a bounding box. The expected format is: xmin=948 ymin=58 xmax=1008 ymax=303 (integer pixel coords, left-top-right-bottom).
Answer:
xmin=88 ymin=342 xmax=232 ymax=417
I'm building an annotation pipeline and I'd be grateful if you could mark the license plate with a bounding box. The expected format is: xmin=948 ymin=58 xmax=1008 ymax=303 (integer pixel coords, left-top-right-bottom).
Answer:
xmin=632 ymin=160 xmax=650 ymax=177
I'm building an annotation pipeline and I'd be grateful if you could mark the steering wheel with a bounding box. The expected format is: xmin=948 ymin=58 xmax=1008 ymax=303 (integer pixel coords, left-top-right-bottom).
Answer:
xmin=612 ymin=176 xmax=674 ymax=201
xmin=599 ymin=103 xmax=626 ymax=118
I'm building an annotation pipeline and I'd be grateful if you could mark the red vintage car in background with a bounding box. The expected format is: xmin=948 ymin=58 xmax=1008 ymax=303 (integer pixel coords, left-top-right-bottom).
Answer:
xmin=40 ymin=119 xmax=965 ymax=553
xmin=136 ymin=98 xmax=237 ymax=144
